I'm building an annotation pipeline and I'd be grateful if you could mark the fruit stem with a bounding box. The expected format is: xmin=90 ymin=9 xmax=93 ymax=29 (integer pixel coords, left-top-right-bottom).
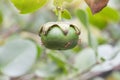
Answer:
xmin=57 ymin=7 xmax=62 ymax=21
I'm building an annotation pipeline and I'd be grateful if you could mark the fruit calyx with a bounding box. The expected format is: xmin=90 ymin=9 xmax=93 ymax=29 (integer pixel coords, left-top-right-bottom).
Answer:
xmin=39 ymin=22 xmax=80 ymax=36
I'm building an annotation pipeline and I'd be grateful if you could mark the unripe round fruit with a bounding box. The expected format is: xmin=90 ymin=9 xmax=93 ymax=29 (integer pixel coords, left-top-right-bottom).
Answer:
xmin=39 ymin=22 xmax=80 ymax=50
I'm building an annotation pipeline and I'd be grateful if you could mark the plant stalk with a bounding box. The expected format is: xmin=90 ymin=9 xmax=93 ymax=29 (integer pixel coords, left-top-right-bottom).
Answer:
xmin=86 ymin=24 xmax=98 ymax=61
xmin=57 ymin=7 xmax=62 ymax=21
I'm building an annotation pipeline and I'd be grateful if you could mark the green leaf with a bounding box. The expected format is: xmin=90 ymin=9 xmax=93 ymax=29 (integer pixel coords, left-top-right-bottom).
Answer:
xmin=61 ymin=9 xmax=71 ymax=19
xmin=100 ymin=7 xmax=119 ymax=21
xmin=35 ymin=63 xmax=59 ymax=78
xmin=74 ymin=48 xmax=96 ymax=72
xmin=100 ymin=57 xmax=106 ymax=62
xmin=0 ymin=39 xmax=37 ymax=77
xmin=36 ymin=44 xmax=42 ymax=59
xmin=54 ymin=0 xmax=73 ymax=7
xmin=87 ymin=9 xmax=107 ymax=30
xmin=54 ymin=0 xmax=64 ymax=7
xmin=76 ymin=9 xmax=88 ymax=28
xmin=87 ymin=7 xmax=119 ymax=30
xmin=97 ymin=37 xmax=107 ymax=45
xmin=11 ymin=0 xmax=48 ymax=14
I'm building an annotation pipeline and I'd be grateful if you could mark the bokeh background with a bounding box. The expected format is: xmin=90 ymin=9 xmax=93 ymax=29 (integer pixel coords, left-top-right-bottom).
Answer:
xmin=0 ymin=0 xmax=120 ymax=80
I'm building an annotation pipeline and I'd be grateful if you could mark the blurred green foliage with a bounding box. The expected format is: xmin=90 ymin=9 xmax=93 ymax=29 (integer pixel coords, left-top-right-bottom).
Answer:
xmin=11 ymin=0 xmax=48 ymax=14
xmin=87 ymin=7 xmax=120 ymax=30
xmin=0 ymin=0 xmax=120 ymax=80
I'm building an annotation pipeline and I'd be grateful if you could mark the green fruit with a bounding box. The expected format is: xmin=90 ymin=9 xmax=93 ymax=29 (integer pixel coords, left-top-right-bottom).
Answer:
xmin=39 ymin=22 xmax=80 ymax=50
